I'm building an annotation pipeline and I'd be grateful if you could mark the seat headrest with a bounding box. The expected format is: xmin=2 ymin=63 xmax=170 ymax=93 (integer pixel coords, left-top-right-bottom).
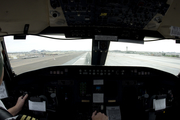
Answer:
xmin=0 ymin=43 xmax=4 ymax=80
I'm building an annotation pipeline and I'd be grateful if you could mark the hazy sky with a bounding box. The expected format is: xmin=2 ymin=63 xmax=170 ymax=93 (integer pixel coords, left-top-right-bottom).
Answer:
xmin=110 ymin=40 xmax=180 ymax=52
xmin=4 ymin=35 xmax=92 ymax=52
xmin=4 ymin=35 xmax=180 ymax=53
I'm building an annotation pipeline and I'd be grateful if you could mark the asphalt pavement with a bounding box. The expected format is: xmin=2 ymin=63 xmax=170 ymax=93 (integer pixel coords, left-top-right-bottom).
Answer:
xmin=106 ymin=52 xmax=180 ymax=75
xmin=11 ymin=52 xmax=86 ymax=74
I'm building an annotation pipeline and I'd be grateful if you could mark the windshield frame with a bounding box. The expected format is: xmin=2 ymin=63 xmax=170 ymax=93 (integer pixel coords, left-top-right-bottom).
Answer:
xmin=2 ymin=35 xmax=180 ymax=76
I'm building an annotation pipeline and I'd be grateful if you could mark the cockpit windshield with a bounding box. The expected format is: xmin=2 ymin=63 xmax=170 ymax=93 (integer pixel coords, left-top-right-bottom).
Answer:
xmin=106 ymin=40 xmax=180 ymax=75
xmin=4 ymin=35 xmax=180 ymax=75
xmin=4 ymin=35 xmax=92 ymax=75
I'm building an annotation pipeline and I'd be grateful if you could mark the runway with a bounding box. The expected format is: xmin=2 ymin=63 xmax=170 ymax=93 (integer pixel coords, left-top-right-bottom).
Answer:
xmin=10 ymin=51 xmax=87 ymax=74
xmin=9 ymin=51 xmax=180 ymax=75
xmin=106 ymin=52 xmax=180 ymax=75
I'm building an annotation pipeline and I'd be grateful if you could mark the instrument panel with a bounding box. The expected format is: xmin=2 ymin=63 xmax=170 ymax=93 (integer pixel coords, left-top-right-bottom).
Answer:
xmin=7 ymin=66 xmax=180 ymax=120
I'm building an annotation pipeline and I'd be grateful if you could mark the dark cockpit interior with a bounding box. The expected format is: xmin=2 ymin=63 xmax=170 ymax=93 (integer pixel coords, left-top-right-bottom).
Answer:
xmin=6 ymin=66 xmax=179 ymax=120
xmin=0 ymin=0 xmax=180 ymax=120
